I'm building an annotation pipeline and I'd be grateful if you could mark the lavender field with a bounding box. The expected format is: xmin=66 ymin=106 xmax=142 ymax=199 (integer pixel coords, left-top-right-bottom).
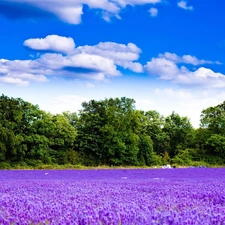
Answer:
xmin=0 ymin=168 xmax=225 ymax=225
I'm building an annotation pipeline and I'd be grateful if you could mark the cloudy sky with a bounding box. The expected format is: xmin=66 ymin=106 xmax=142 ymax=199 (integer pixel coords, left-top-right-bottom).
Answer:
xmin=0 ymin=0 xmax=225 ymax=127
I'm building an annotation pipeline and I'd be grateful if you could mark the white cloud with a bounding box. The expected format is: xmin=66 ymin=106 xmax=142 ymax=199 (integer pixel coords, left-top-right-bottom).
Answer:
xmin=36 ymin=52 xmax=121 ymax=80
xmin=0 ymin=35 xmax=142 ymax=85
xmin=0 ymin=59 xmax=49 ymax=86
xmin=177 ymin=1 xmax=193 ymax=10
xmin=78 ymin=42 xmax=143 ymax=72
xmin=102 ymin=12 xmax=113 ymax=22
xmin=9 ymin=72 xmax=48 ymax=82
xmin=114 ymin=0 xmax=161 ymax=7
xmin=24 ymin=35 xmax=76 ymax=54
xmin=145 ymin=57 xmax=180 ymax=80
xmin=0 ymin=76 xmax=29 ymax=86
xmin=145 ymin=54 xmax=225 ymax=88
xmin=149 ymin=7 xmax=158 ymax=17
xmin=0 ymin=0 xmax=162 ymax=24
xmin=0 ymin=0 xmax=84 ymax=24
xmin=159 ymin=52 xmax=216 ymax=65
xmin=176 ymin=67 xmax=225 ymax=88
xmin=48 ymin=4 xmax=83 ymax=24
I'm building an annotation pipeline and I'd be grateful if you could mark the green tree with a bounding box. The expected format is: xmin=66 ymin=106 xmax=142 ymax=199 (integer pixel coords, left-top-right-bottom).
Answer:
xmin=137 ymin=135 xmax=153 ymax=166
xmin=206 ymin=134 xmax=225 ymax=157
xmin=0 ymin=95 xmax=23 ymax=132
xmin=0 ymin=94 xmax=78 ymax=165
xmin=24 ymin=112 xmax=77 ymax=164
xmin=62 ymin=111 xmax=79 ymax=128
xmin=200 ymin=102 xmax=225 ymax=135
xmin=76 ymin=99 xmax=107 ymax=165
xmin=0 ymin=95 xmax=30 ymax=161
xmin=199 ymin=101 xmax=225 ymax=164
xmin=140 ymin=110 xmax=169 ymax=156
xmin=49 ymin=114 xmax=77 ymax=164
xmin=0 ymin=124 xmax=7 ymax=161
xmin=103 ymin=98 xmax=140 ymax=166
xmin=77 ymin=97 xmax=142 ymax=166
xmin=163 ymin=112 xmax=194 ymax=158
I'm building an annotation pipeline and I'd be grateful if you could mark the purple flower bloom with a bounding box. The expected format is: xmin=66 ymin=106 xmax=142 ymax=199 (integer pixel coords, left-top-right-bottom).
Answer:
xmin=0 ymin=168 xmax=225 ymax=224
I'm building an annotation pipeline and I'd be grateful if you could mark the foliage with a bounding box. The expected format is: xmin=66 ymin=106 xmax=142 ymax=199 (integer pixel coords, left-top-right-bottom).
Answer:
xmin=171 ymin=148 xmax=193 ymax=165
xmin=163 ymin=111 xmax=195 ymax=158
xmin=139 ymin=110 xmax=169 ymax=156
xmin=76 ymin=97 xmax=142 ymax=166
xmin=0 ymin=95 xmax=77 ymax=166
xmin=151 ymin=152 xmax=162 ymax=165
xmin=137 ymin=135 xmax=153 ymax=166
xmin=161 ymin=151 xmax=170 ymax=165
xmin=205 ymin=134 xmax=225 ymax=157
xmin=200 ymin=101 xmax=225 ymax=135
xmin=1 ymin=94 xmax=225 ymax=167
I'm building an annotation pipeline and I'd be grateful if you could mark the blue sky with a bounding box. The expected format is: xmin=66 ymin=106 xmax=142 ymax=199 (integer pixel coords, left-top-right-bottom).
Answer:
xmin=0 ymin=0 xmax=225 ymax=127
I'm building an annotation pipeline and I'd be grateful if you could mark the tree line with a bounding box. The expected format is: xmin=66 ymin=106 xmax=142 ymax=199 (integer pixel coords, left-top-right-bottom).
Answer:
xmin=0 ymin=94 xmax=225 ymax=168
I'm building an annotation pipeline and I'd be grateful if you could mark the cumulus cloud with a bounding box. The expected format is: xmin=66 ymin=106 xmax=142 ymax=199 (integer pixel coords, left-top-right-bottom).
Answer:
xmin=0 ymin=58 xmax=49 ymax=86
xmin=145 ymin=58 xmax=180 ymax=80
xmin=0 ymin=35 xmax=142 ymax=86
xmin=78 ymin=42 xmax=143 ymax=72
xmin=159 ymin=52 xmax=216 ymax=65
xmin=177 ymin=1 xmax=193 ymax=10
xmin=149 ymin=7 xmax=158 ymax=17
xmin=0 ymin=76 xmax=29 ymax=86
xmin=114 ymin=0 xmax=161 ymax=7
xmin=145 ymin=53 xmax=225 ymax=88
xmin=24 ymin=35 xmax=76 ymax=54
xmin=0 ymin=0 xmax=162 ymax=24
xmin=0 ymin=0 xmax=84 ymax=24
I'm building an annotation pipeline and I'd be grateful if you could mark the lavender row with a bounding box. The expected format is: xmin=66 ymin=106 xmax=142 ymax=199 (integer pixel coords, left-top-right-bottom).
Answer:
xmin=1 ymin=168 xmax=225 ymax=181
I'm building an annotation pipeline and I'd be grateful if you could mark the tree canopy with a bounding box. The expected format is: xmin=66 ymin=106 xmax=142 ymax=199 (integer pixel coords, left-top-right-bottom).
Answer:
xmin=1 ymin=94 xmax=225 ymax=168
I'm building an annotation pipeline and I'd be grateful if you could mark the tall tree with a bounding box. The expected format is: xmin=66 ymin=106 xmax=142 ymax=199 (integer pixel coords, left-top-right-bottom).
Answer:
xmin=200 ymin=101 xmax=225 ymax=135
xmin=62 ymin=111 xmax=79 ymax=128
xmin=0 ymin=95 xmax=29 ymax=161
xmin=163 ymin=112 xmax=194 ymax=158
xmin=199 ymin=102 xmax=225 ymax=163
xmin=76 ymin=99 xmax=107 ymax=165
xmin=49 ymin=114 xmax=77 ymax=164
xmin=76 ymin=97 xmax=143 ymax=166
xmin=140 ymin=110 xmax=169 ymax=156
